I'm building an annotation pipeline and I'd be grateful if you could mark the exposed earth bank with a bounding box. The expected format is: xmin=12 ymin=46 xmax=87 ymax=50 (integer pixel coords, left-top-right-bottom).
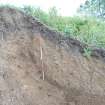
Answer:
xmin=0 ymin=7 xmax=105 ymax=105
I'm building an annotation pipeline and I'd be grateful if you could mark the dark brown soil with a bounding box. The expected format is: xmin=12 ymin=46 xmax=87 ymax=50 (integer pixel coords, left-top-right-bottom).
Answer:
xmin=0 ymin=7 xmax=105 ymax=105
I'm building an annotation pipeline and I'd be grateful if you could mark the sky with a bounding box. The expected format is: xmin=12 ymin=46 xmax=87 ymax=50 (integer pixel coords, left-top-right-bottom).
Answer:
xmin=0 ymin=0 xmax=86 ymax=16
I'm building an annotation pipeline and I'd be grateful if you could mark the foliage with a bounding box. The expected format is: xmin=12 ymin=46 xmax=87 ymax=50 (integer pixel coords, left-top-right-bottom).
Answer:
xmin=83 ymin=47 xmax=92 ymax=58
xmin=0 ymin=5 xmax=105 ymax=49
xmin=79 ymin=0 xmax=105 ymax=19
xmin=19 ymin=6 xmax=105 ymax=48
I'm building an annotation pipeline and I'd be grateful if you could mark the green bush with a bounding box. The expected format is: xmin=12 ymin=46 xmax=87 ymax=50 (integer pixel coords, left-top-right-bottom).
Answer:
xmin=21 ymin=6 xmax=105 ymax=48
xmin=1 ymin=5 xmax=105 ymax=48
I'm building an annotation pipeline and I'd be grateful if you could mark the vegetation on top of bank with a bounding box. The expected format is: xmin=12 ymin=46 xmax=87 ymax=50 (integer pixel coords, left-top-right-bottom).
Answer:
xmin=1 ymin=4 xmax=105 ymax=49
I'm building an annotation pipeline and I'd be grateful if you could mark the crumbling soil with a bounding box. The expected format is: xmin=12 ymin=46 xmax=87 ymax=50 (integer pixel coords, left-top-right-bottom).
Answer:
xmin=0 ymin=7 xmax=105 ymax=105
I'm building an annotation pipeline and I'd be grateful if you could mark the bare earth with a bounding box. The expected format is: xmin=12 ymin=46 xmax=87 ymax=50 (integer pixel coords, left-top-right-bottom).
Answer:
xmin=0 ymin=7 xmax=105 ymax=105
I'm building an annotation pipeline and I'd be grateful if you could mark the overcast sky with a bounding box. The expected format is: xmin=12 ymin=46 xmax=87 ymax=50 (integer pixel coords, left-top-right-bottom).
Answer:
xmin=0 ymin=0 xmax=86 ymax=16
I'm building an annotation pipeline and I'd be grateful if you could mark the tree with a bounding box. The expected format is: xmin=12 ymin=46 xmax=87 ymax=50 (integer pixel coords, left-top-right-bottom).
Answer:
xmin=79 ymin=0 xmax=105 ymax=19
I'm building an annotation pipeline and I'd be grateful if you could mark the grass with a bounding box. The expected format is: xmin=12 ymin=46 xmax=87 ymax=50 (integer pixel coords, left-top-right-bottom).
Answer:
xmin=21 ymin=6 xmax=105 ymax=48
xmin=83 ymin=47 xmax=92 ymax=59
xmin=0 ymin=5 xmax=105 ymax=49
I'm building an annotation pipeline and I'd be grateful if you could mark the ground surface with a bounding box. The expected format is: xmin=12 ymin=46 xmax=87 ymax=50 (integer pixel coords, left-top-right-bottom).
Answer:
xmin=0 ymin=7 xmax=105 ymax=105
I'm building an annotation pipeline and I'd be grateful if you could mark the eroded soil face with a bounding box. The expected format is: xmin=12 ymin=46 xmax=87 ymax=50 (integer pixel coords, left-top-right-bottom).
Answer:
xmin=0 ymin=7 xmax=105 ymax=105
